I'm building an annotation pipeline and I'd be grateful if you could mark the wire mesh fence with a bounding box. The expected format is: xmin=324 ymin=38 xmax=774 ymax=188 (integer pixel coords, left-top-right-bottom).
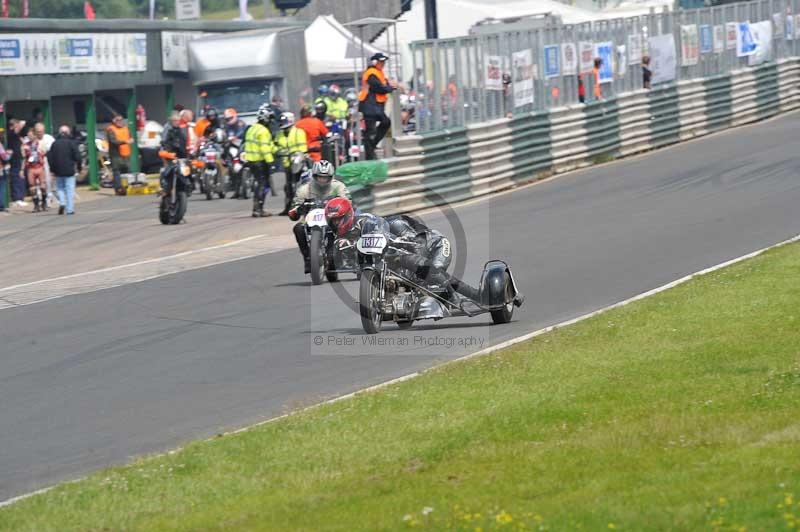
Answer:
xmin=407 ymin=0 xmax=800 ymax=134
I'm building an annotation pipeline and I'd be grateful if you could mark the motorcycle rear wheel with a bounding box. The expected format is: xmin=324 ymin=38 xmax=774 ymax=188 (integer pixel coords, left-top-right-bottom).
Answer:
xmin=490 ymin=272 xmax=515 ymax=324
xmin=359 ymin=269 xmax=383 ymax=334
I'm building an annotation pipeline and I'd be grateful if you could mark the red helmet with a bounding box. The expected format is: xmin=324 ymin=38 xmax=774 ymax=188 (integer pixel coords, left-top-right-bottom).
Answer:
xmin=325 ymin=197 xmax=355 ymax=237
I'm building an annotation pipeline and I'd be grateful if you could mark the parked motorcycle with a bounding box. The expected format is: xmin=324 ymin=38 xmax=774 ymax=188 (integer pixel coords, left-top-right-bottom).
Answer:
xmin=354 ymin=217 xmax=522 ymax=334
xmin=158 ymin=151 xmax=191 ymax=225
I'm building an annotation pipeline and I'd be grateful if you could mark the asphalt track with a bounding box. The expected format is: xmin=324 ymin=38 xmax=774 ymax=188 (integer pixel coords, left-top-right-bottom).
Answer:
xmin=2 ymin=112 xmax=800 ymax=502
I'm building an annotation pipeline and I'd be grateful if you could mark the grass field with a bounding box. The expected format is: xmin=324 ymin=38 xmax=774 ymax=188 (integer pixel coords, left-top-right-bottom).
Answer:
xmin=2 ymin=241 xmax=799 ymax=531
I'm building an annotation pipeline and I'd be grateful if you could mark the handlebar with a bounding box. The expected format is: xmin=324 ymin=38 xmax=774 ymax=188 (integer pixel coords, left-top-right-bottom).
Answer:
xmin=158 ymin=150 xmax=177 ymax=160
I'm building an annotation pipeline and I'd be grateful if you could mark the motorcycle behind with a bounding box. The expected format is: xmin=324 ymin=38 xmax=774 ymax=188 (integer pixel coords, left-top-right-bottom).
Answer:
xmin=224 ymin=138 xmax=249 ymax=199
xmin=158 ymin=150 xmax=191 ymax=225
xmin=299 ymin=198 xmax=340 ymax=285
xmin=200 ymin=129 xmax=228 ymax=200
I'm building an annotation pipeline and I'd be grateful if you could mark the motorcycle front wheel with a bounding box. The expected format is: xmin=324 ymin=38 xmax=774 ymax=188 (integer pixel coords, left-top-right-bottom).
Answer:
xmin=359 ymin=269 xmax=383 ymax=334
xmin=309 ymin=228 xmax=325 ymax=286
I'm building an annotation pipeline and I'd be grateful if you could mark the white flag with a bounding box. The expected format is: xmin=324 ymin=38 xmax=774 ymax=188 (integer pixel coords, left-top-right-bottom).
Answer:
xmin=239 ymin=0 xmax=249 ymax=20
xmin=149 ymin=0 xmax=155 ymax=19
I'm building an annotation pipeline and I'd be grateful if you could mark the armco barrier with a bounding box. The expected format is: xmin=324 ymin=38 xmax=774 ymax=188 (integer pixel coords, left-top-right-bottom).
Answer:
xmin=359 ymin=58 xmax=800 ymax=216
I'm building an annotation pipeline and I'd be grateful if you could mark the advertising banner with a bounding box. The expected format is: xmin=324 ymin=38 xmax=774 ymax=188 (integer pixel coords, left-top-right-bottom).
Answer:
xmin=700 ymin=24 xmax=713 ymax=54
xmin=0 ymin=33 xmax=146 ymax=75
xmin=561 ymin=42 xmax=577 ymax=74
xmin=681 ymin=25 xmax=699 ymax=66
xmin=579 ymin=41 xmax=594 ymax=73
xmin=648 ymin=33 xmax=676 ymax=84
xmin=594 ymin=41 xmax=614 ymax=83
xmin=485 ymin=54 xmax=503 ymax=90
xmin=161 ymin=31 xmax=201 ymax=72
xmin=736 ymin=21 xmax=757 ymax=57
xmin=627 ymin=33 xmax=643 ymax=64
xmin=748 ymin=20 xmax=773 ymax=66
xmin=544 ymin=44 xmax=560 ymax=79
xmin=512 ymin=49 xmax=535 ymax=107
xmin=713 ymin=25 xmax=725 ymax=53
xmin=726 ymin=22 xmax=738 ymax=50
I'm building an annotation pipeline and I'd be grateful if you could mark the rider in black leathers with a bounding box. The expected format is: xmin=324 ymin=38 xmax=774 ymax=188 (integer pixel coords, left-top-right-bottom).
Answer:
xmin=160 ymin=117 xmax=189 ymax=192
xmin=329 ymin=205 xmax=500 ymax=304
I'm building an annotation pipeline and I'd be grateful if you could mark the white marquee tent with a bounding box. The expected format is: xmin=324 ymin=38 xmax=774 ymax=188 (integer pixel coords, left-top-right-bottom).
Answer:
xmin=304 ymin=15 xmax=386 ymax=78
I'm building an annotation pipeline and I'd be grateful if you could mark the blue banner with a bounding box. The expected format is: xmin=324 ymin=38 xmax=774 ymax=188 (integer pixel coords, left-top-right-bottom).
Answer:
xmin=595 ymin=42 xmax=614 ymax=83
xmin=700 ymin=25 xmax=713 ymax=53
xmin=68 ymin=38 xmax=93 ymax=57
xmin=544 ymin=44 xmax=560 ymax=79
xmin=0 ymin=39 xmax=21 ymax=59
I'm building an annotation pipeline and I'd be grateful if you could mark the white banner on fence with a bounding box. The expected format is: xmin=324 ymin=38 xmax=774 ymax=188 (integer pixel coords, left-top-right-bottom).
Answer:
xmin=484 ymin=55 xmax=503 ymax=90
xmin=796 ymin=15 xmax=800 ymax=38
xmin=161 ymin=31 xmax=201 ymax=72
xmin=773 ymin=13 xmax=783 ymax=39
xmin=748 ymin=20 xmax=773 ymax=66
xmin=681 ymin=25 xmax=699 ymax=66
xmin=648 ymin=33 xmax=676 ymax=85
xmin=579 ymin=41 xmax=594 ymax=73
xmin=736 ymin=21 xmax=757 ymax=57
xmin=713 ymin=25 xmax=725 ymax=52
xmin=786 ymin=15 xmax=794 ymax=40
xmin=616 ymin=44 xmax=627 ymax=76
xmin=512 ymin=49 xmax=535 ymax=107
xmin=627 ymin=33 xmax=643 ymax=65
xmin=175 ymin=0 xmax=200 ymax=20
xmin=561 ymin=42 xmax=577 ymax=74
xmin=726 ymin=22 xmax=738 ymax=50
xmin=0 ymin=33 xmax=147 ymax=75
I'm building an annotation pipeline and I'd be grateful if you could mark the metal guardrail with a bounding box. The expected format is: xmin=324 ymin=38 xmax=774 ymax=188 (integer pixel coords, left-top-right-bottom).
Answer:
xmin=354 ymin=58 xmax=799 ymax=215
xmin=408 ymin=0 xmax=800 ymax=134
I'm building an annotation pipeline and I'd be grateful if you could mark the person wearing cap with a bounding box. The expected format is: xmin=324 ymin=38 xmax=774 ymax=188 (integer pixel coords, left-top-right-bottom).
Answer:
xmin=358 ymin=52 xmax=398 ymax=160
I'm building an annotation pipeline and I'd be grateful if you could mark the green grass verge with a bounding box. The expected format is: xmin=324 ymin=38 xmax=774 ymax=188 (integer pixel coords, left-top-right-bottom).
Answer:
xmin=3 ymin=241 xmax=800 ymax=531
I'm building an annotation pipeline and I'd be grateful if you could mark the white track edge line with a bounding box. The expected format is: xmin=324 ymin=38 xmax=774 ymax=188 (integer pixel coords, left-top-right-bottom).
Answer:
xmin=1 ymin=232 xmax=798 ymax=509
xmin=0 ymin=234 xmax=272 ymax=294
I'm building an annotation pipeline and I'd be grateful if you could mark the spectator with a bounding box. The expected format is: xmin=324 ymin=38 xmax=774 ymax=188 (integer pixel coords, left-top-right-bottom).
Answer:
xmin=47 ymin=125 xmax=81 ymax=215
xmin=642 ymin=55 xmax=652 ymax=90
xmin=295 ymin=104 xmax=329 ymax=163
xmin=22 ymin=126 xmax=47 ymax=212
xmin=592 ymin=58 xmax=603 ymax=101
xmin=0 ymin=130 xmax=10 ymax=213
xmin=502 ymin=73 xmax=514 ymax=118
xmin=7 ymin=118 xmax=28 ymax=207
xmin=106 ymin=114 xmax=133 ymax=195
xmin=32 ymin=123 xmax=55 ymax=206
xmin=578 ymin=74 xmax=586 ymax=104
xmin=178 ymin=109 xmax=197 ymax=155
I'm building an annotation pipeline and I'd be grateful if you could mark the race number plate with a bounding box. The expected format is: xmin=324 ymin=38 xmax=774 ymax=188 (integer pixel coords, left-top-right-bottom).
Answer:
xmin=306 ymin=208 xmax=327 ymax=227
xmin=357 ymin=233 xmax=387 ymax=255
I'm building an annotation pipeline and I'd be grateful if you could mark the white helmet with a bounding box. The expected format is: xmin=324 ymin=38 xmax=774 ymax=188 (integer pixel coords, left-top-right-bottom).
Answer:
xmin=256 ymin=104 xmax=274 ymax=124
xmin=312 ymin=160 xmax=335 ymax=188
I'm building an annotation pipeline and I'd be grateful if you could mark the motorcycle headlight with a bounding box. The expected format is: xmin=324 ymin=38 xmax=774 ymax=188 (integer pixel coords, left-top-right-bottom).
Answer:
xmin=229 ymin=146 xmax=237 ymax=157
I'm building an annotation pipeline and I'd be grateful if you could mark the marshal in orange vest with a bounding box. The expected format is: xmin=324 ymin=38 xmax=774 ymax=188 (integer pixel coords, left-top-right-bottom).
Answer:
xmin=107 ymin=123 xmax=132 ymax=158
xmin=358 ymin=66 xmax=389 ymax=104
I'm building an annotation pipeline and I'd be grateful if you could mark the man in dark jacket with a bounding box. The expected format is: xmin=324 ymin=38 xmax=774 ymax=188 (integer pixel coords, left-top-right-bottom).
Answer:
xmin=357 ymin=52 xmax=397 ymax=160
xmin=47 ymin=125 xmax=82 ymax=215
xmin=7 ymin=118 xmax=27 ymax=206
